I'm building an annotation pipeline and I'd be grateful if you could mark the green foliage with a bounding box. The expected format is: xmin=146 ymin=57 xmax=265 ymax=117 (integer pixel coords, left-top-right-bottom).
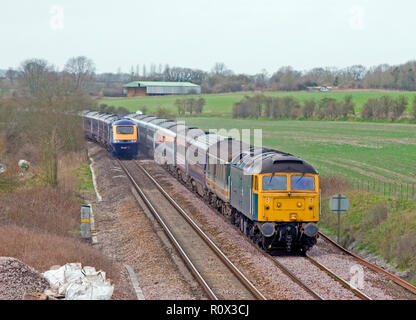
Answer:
xmin=98 ymin=91 xmax=416 ymax=117
xmin=362 ymin=95 xmax=408 ymax=120
xmin=320 ymin=192 xmax=416 ymax=271
xmin=232 ymin=94 xmax=355 ymax=120
xmin=174 ymin=97 xmax=205 ymax=115
xmin=76 ymin=163 xmax=94 ymax=192
xmin=413 ymin=97 xmax=416 ymax=120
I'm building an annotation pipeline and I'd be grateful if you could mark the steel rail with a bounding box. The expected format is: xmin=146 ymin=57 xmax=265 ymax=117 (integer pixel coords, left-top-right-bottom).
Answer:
xmin=319 ymin=232 xmax=416 ymax=296
xmin=134 ymin=161 xmax=266 ymax=300
xmin=270 ymin=256 xmax=324 ymax=300
xmin=117 ymin=159 xmax=218 ymax=300
xmin=305 ymin=255 xmax=371 ymax=300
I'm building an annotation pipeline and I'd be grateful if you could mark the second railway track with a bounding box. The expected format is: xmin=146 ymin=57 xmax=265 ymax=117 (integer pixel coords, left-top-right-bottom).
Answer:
xmin=117 ymin=159 xmax=266 ymax=300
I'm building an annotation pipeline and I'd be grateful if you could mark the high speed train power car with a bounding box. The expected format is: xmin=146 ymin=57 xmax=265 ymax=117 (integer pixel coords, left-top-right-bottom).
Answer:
xmin=82 ymin=111 xmax=138 ymax=158
xmin=82 ymin=110 xmax=320 ymax=254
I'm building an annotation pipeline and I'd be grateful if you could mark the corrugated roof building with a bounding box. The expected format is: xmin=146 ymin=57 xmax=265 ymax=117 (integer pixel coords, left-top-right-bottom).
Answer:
xmin=123 ymin=81 xmax=201 ymax=97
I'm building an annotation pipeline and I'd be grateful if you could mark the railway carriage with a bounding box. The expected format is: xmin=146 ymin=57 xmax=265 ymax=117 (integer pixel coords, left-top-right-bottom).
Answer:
xmin=185 ymin=133 xmax=227 ymax=198
xmin=206 ymin=138 xmax=251 ymax=214
xmin=153 ymin=121 xmax=178 ymax=169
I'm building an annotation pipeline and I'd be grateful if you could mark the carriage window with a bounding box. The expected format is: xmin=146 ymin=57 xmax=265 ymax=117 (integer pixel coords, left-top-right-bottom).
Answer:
xmin=116 ymin=126 xmax=134 ymax=134
xmin=262 ymin=175 xmax=287 ymax=191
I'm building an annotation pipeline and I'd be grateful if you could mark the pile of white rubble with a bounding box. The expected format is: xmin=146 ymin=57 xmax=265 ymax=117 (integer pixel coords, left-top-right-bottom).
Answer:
xmin=42 ymin=263 xmax=114 ymax=300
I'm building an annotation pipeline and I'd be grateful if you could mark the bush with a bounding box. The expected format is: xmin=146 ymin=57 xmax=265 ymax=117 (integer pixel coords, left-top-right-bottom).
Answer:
xmin=154 ymin=106 xmax=173 ymax=119
xmin=319 ymin=175 xmax=354 ymax=197
xmin=413 ymin=97 xmax=416 ymax=120
xmin=101 ymin=88 xmax=124 ymax=97
xmin=361 ymin=96 xmax=407 ymax=120
xmin=396 ymin=229 xmax=416 ymax=266
xmin=116 ymin=106 xmax=130 ymax=116
xmin=175 ymin=97 xmax=205 ymax=115
xmin=302 ymin=100 xmax=316 ymax=119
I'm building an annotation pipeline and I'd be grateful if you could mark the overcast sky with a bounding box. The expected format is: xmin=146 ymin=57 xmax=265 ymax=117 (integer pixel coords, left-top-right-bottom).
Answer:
xmin=2 ymin=0 xmax=416 ymax=74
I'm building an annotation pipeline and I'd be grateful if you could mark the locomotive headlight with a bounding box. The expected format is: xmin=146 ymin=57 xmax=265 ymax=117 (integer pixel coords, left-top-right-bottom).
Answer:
xmin=297 ymin=202 xmax=302 ymax=208
xmin=290 ymin=213 xmax=297 ymax=221
xmin=304 ymin=223 xmax=319 ymax=237
xmin=276 ymin=202 xmax=282 ymax=208
xmin=261 ymin=223 xmax=275 ymax=238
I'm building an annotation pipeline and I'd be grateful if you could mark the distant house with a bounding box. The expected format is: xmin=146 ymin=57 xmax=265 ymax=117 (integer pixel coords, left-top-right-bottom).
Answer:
xmin=307 ymin=85 xmax=332 ymax=92
xmin=123 ymin=81 xmax=201 ymax=97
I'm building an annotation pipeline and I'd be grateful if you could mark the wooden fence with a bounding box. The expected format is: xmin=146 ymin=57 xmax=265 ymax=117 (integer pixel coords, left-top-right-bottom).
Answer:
xmin=353 ymin=179 xmax=416 ymax=201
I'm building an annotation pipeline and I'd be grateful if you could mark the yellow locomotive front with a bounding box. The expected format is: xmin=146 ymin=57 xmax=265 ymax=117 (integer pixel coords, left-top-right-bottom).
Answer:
xmin=253 ymin=172 xmax=320 ymax=253
xmin=255 ymin=173 xmax=319 ymax=223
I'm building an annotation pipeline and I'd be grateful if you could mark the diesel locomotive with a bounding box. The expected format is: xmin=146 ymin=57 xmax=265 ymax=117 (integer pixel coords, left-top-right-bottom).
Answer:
xmin=82 ymin=110 xmax=320 ymax=254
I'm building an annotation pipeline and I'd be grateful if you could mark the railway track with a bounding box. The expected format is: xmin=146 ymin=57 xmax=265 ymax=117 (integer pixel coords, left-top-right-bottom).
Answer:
xmin=304 ymin=255 xmax=371 ymax=300
xmin=117 ymin=159 xmax=266 ymax=300
xmin=137 ymin=160 xmax=370 ymax=300
xmin=318 ymin=232 xmax=416 ymax=297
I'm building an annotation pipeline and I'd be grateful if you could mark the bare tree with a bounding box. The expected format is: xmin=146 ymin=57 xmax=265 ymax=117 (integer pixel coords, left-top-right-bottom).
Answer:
xmin=64 ymin=56 xmax=96 ymax=93
xmin=5 ymin=68 xmax=18 ymax=85
xmin=20 ymin=58 xmax=52 ymax=96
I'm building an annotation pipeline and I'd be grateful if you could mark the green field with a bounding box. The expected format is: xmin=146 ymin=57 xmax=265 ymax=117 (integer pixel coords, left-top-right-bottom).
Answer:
xmin=99 ymin=90 xmax=416 ymax=116
xmin=100 ymin=91 xmax=416 ymax=187
xmin=177 ymin=117 xmax=416 ymax=188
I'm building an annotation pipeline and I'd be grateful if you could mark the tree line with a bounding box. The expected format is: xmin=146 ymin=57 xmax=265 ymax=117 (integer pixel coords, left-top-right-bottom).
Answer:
xmin=232 ymin=94 xmax=416 ymax=121
xmin=4 ymin=59 xmax=416 ymax=96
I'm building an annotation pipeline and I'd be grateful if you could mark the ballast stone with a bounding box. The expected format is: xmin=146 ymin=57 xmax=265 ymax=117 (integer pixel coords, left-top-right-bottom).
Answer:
xmin=0 ymin=257 xmax=49 ymax=300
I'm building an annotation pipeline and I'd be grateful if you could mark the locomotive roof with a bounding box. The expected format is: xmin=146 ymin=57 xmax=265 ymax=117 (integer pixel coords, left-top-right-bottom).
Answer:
xmin=83 ymin=111 xmax=120 ymax=123
xmin=113 ymin=119 xmax=136 ymax=126
xmin=231 ymin=148 xmax=318 ymax=175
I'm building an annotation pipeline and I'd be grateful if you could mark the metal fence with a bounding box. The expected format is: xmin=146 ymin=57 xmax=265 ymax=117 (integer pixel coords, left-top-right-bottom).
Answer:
xmin=353 ymin=178 xmax=416 ymax=201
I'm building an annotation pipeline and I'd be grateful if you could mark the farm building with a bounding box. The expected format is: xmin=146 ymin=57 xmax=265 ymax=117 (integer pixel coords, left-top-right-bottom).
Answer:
xmin=123 ymin=81 xmax=201 ymax=97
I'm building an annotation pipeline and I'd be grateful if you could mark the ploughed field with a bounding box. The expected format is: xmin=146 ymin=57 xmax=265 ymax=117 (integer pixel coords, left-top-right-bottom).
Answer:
xmin=99 ymin=90 xmax=416 ymax=115
xmin=178 ymin=117 xmax=416 ymax=187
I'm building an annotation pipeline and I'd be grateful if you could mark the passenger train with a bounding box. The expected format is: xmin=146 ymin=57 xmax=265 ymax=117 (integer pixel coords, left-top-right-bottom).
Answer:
xmin=82 ymin=110 xmax=320 ymax=254
xmin=82 ymin=111 xmax=138 ymax=158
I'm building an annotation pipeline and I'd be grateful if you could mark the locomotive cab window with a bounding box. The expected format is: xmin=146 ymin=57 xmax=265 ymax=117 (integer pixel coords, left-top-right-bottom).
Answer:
xmin=116 ymin=126 xmax=134 ymax=134
xmin=262 ymin=175 xmax=287 ymax=191
xmin=291 ymin=175 xmax=315 ymax=191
